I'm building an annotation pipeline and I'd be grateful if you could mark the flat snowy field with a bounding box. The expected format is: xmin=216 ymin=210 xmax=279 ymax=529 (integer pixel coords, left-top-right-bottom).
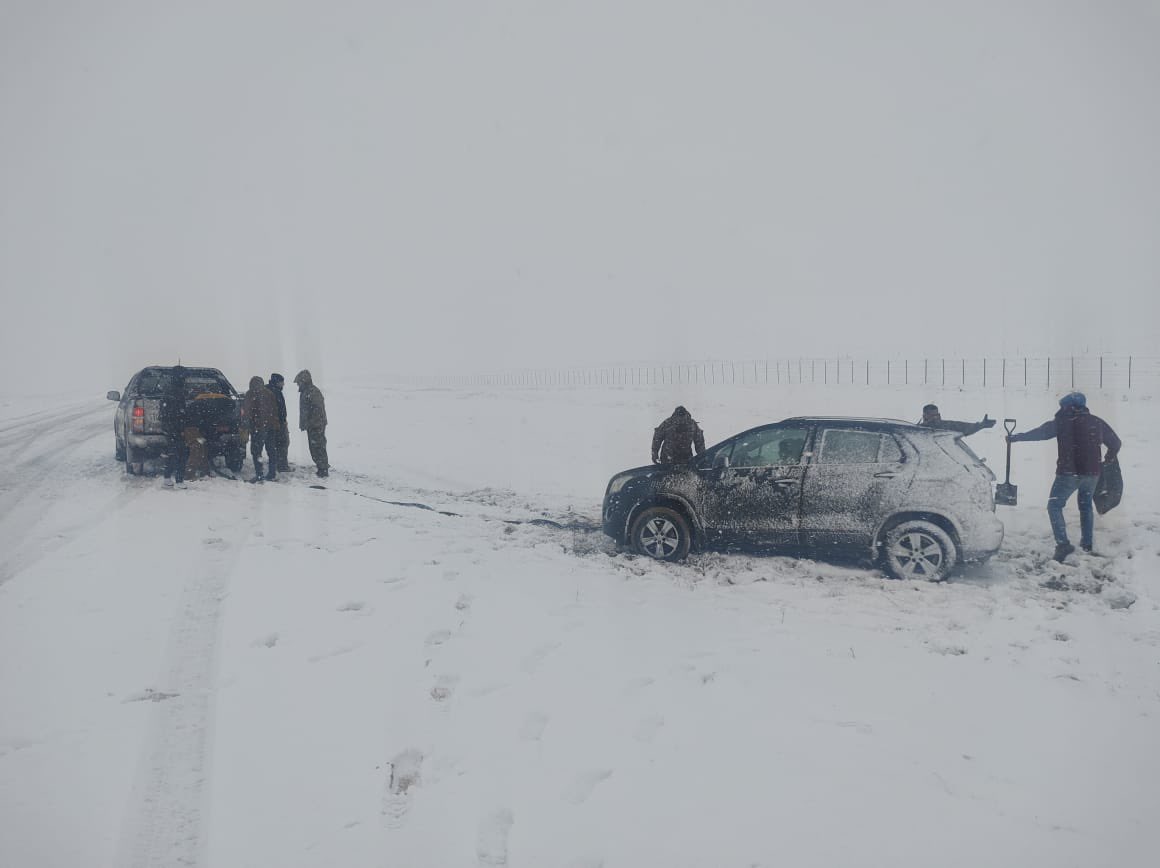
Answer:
xmin=1 ymin=382 xmax=1158 ymax=868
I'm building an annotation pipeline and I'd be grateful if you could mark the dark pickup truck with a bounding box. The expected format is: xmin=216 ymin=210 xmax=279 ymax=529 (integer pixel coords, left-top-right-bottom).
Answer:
xmin=108 ymin=366 xmax=245 ymax=474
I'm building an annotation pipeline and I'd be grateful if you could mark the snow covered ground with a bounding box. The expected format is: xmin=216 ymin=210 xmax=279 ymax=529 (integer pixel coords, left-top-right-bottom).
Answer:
xmin=1 ymin=382 xmax=1158 ymax=867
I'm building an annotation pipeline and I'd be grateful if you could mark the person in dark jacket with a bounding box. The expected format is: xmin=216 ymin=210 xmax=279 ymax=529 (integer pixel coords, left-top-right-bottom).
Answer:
xmin=242 ymin=375 xmax=279 ymax=481
xmin=1008 ymin=392 xmax=1121 ymax=561
xmin=920 ymin=404 xmax=996 ymax=437
xmin=652 ymin=406 xmax=706 ymax=465
xmin=160 ymin=366 xmax=189 ymax=488
xmin=294 ymin=370 xmax=328 ymax=477
xmin=267 ymin=373 xmax=290 ymax=472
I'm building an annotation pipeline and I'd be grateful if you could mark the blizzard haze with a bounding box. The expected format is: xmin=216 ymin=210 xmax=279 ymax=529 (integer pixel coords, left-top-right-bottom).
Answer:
xmin=2 ymin=1 xmax=1159 ymax=394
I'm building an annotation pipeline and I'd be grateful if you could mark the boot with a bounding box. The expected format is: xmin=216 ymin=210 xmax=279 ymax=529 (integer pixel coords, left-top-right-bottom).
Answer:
xmin=316 ymin=467 xmax=328 ymax=478
xmin=1053 ymin=542 xmax=1075 ymax=563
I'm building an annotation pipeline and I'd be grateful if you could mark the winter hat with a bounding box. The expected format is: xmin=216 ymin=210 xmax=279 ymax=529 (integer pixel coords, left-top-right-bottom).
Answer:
xmin=674 ymin=406 xmax=689 ymax=416
xmin=1059 ymin=391 xmax=1087 ymax=409
xmin=922 ymin=404 xmax=939 ymax=415
xmin=270 ymin=373 xmax=285 ymax=385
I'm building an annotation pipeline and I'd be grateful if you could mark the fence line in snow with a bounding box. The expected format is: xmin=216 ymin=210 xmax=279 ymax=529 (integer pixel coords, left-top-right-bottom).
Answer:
xmin=390 ymin=355 xmax=1159 ymax=394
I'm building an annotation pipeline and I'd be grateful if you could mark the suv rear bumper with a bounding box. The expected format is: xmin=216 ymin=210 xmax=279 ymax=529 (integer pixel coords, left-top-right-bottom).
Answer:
xmin=961 ymin=513 xmax=1005 ymax=561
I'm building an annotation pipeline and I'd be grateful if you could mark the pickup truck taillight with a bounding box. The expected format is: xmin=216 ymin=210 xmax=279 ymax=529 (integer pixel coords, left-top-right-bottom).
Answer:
xmin=131 ymin=403 xmax=145 ymax=433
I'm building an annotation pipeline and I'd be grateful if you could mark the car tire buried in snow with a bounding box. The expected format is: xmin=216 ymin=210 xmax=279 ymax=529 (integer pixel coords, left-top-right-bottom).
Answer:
xmin=115 ymin=438 xmax=126 ymax=461
xmin=630 ymin=506 xmax=692 ymax=562
xmin=881 ymin=519 xmax=957 ymax=582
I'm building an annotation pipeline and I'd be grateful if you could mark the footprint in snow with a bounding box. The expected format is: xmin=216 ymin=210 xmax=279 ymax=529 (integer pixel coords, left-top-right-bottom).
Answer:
xmin=382 ymin=748 xmax=423 ymax=829
xmin=430 ymin=674 xmax=459 ymax=705
xmin=455 ymin=593 xmax=473 ymax=613
xmin=425 ymin=629 xmax=453 ymax=647
xmin=252 ymin=633 xmax=280 ymax=648
xmin=476 ymin=808 xmax=514 ymax=867
xmin=337 ymin=600 xmax=366 ymax=613
xmin=563 ymin=769 xmax=613 ymax=805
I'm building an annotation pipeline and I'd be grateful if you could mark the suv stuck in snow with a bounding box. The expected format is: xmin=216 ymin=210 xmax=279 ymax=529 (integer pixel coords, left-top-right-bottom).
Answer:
xmin=602 ymin=417 xmax=1004 ymax=581
xmin=108 ymin=366 xmax=245 ymax=475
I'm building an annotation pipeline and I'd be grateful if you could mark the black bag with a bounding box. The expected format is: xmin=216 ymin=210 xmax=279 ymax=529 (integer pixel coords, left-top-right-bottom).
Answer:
xmin=1094 ymin=458 xmax=1123 ymax=515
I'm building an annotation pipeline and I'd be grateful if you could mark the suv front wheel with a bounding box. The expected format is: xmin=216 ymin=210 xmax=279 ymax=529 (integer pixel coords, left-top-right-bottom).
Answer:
xmin=630 ymin=506 xmax=692 ymax=562
xmin=881 ymin=520 xmax=956 ymax=581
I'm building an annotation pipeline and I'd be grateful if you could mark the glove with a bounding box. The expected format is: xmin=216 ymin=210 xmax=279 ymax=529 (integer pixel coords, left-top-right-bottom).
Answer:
xmin=981 ymin=415 xmax=996 ymax=428
xmin=1104 ymin=453 xmax=1118 ymax=465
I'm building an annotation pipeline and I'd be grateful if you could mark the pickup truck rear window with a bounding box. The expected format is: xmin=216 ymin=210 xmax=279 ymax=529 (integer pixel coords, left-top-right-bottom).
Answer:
xmin=136 ymin=370 xmax=234 ymax=398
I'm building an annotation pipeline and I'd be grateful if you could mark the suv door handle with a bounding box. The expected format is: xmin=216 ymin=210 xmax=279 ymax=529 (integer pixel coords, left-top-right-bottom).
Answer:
xmin=773 ymin=478 xmax=799 ymax=487
xmin=874 ymin=472 xmax=897 ymax=479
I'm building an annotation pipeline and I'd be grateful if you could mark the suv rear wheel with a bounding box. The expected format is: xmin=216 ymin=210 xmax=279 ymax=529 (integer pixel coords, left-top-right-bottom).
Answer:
xmin=882 ymin=520 xmax=956 ymax=581
xmin=630 ymin=506 xmax=692 ymax=562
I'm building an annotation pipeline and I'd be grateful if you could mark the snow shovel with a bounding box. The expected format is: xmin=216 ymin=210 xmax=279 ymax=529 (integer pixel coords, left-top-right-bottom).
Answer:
xmin=994 ymin=419 xmax=1018 ymax=506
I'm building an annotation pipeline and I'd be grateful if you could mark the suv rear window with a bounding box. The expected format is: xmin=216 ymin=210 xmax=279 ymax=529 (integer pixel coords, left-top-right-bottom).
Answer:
xmin=817 ymin=430 xmax=900 ymax=464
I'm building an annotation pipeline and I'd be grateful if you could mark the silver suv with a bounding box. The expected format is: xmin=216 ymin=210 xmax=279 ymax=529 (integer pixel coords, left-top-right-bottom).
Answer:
xmin=601 ymin=417 xmax=1004 ymax=580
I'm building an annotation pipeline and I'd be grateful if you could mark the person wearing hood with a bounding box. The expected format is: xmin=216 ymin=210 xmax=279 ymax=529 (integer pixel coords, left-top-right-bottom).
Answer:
xmin=1008 ymin=392 xmax=1121 ymax=561
xmin=160 ymin=366 xmax=189 ymax=489
xmin=919 ymin=404 xmax=996 ymax=437
xmin=651 ymin=406 xmax=706 ymax=465
xmin=294 ymin=370 xmax=328 ymax=478
xmin=267 ymin=373 xmax=290 ymax=472
xmin=242 ymin=375 xmax=279 ymax=481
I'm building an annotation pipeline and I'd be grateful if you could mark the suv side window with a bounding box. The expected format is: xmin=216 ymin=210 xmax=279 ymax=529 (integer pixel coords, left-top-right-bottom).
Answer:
xmin=729 ymin=427 xmax=810 ymax=468
xmin=817 ymin=430 xmax=895 ymax=464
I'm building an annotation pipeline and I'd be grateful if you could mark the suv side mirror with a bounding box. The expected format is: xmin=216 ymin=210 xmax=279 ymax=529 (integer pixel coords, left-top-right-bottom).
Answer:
xmin=107 ymin=391 xmax=121 ymax=402
xmin=713 ymin=453 xmax=730 ymax=469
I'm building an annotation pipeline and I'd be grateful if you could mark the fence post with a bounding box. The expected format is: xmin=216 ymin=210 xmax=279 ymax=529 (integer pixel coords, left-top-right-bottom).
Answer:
xmin=961 ymin=359 xmax=965 ymax=385
xmin=1002 ymin=357 xmax=1006 ymax=388
xmin=1024 ymin=357 xmax=1027 ymax=387
xmin=924 ymin=359 xmax=928 ymax=385
xmin=887 ymin=360 xmax=891 ymax=385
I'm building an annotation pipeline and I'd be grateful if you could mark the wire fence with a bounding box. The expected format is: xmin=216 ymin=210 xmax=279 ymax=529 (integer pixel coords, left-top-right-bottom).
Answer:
xmin=391 ymin=356 xmax=1160 ymax=394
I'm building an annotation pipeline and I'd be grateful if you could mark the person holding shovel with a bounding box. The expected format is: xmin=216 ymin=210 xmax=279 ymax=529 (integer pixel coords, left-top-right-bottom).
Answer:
xmin=1007 ymin=392 xmax=1121 ymax=562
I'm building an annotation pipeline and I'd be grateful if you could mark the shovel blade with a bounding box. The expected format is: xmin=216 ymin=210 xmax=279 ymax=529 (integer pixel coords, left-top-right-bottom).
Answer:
xmin=994 ymin=483 xmax=1018 ymax=506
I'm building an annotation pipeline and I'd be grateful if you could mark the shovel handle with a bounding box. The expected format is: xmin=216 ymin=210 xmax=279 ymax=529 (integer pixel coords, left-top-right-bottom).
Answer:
xmin=1004 ymin=418 xmax=1017 ymax=436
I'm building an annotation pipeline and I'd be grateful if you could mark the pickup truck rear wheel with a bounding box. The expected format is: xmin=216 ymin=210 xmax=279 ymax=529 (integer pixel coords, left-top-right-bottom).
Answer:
xmin=225 ymin=446 xmax=244 ymax=473
xmin=115 ymin=438 xmax=125 ymax=461
xmin=124 ymin=442 xmax=142 ymax=475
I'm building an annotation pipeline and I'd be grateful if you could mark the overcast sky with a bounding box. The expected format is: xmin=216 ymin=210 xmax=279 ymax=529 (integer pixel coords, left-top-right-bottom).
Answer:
xmin=2 ymin=1 xmax=1158 ymax=394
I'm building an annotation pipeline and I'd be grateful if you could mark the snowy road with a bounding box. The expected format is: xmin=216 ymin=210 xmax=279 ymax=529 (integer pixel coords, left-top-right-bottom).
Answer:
xmin=2 ymin=385 xmax=1159 ymax=867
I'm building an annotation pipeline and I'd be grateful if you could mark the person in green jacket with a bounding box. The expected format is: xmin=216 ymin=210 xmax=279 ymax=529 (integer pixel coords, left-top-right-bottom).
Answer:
xmin=294 ymin=369 xmax=329 ymax=478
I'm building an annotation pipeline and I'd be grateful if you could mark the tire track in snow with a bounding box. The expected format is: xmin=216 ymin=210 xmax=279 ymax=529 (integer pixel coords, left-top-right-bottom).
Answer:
xmin=0 ymin=403 xmax=138 ymax=585
xmin=114 ymin=524 xmax=248 ymax=868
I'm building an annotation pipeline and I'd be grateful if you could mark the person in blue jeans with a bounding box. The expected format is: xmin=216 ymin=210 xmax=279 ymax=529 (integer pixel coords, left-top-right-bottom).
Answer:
xmin=1007 ymin=392 xmax=1121 ymax=562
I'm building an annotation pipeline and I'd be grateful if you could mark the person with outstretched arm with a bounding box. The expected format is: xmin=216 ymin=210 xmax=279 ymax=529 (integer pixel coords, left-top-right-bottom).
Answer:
xmin=920 ymin=404 xmax=996 ymax=437
xmin=1007 ymin=392 xmax=1121 ymax=561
